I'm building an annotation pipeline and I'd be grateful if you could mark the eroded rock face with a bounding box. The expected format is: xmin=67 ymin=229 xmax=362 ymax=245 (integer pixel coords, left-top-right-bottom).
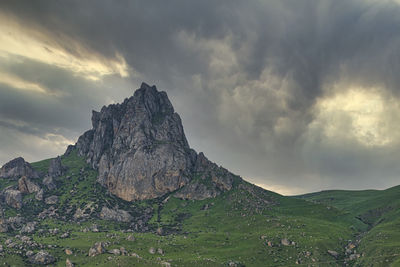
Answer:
xmin=0 ymin=157 xmax=39 ymax=180
xmin=69 ymin=83 xmax=240 ymax=201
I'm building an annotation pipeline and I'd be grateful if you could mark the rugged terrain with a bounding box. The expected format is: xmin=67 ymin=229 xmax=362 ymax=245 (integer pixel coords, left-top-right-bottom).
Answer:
xmin=0 ymin=83 xmax=398 ymax=266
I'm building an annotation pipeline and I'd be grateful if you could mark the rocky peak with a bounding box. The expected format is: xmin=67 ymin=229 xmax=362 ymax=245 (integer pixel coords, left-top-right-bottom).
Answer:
xmin=70 ymin=83 xmax=239 ymax=201
xmin=0 ymin=157 xmax=39 ymax=180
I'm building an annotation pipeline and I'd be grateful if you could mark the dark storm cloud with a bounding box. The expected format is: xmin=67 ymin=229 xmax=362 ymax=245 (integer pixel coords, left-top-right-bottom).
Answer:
xmin=1 ymin=0 xmax=400 ymax=194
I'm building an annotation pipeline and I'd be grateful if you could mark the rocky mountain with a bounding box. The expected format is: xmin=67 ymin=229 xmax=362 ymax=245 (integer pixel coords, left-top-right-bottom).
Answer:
xmin=67 ymin=82 xmax=238 ymax=201
xmin=0 ymin=82 xmax=397 ymax=266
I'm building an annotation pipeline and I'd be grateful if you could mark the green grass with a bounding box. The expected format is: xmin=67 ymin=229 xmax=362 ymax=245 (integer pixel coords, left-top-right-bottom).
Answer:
xmin=299 ymin=186 xmax=400 ymax=266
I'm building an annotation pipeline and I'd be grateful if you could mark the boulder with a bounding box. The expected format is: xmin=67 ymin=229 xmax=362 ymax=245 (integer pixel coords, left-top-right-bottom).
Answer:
xmin=3 ymin=189 xmax=23 ymax=209
xmin=21 ymin=222 xmax=37 ymax=234
xmin=281 ymin=238 xmax=290 ymax=246
xmin=45 ymin=195 xmax=59 ymax=205
xmin=174 ymin=181 xmax=218 ymax=200
xmin=108 ymin=248 xmax=120 ymax=255
xmin=148 ymin=247 xmax=156 ymax=254
xmin=66 ymin=258 xmax=74 ymax=267
xmin=29 ymin=250 xmax=55 ymax=265
xmin=0 ymin=218 xmax=8 ymax=233
xmin=126 ymin=234 xmax=135 ymax=241
xmin=7 ymin=216 xmax=24 ymax=230
xmin=328 ymin=250 xmax=339 ymax=258
xmin=99 ymin=206 xmax=133 ymax=223
xmin=35 ymin=189 xmax=44 ymax=201
xmin=88 ymin=242 xmax=107 ymax=257
xmin=18 ymin=176 xmax=40 ymax=193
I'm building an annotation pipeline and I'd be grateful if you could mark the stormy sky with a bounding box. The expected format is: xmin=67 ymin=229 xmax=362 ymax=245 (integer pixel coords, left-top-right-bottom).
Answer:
xmin=1 ymin=0 xmax=400 ymax=195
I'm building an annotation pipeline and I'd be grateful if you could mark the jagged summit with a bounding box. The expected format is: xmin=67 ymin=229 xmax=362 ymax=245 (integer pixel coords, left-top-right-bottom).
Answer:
xmin=68 ymin=83 xmax=239 ymax=201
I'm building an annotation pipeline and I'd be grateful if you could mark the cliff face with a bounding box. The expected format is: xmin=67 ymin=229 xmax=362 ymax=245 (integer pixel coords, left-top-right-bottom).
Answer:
xmin=71 ymin=83 xmax=239 ymax=201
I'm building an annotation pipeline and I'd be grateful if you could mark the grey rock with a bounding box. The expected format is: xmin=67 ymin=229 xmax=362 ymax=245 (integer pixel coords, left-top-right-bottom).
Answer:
xmin=108 ymin=248 xmax=120 ymax=255
xmin=64 ymin=145 xmax=75 ymax=156
xmin=0 ymin=157 xmax=39 ymax=180
xmin=71 ymin=83 xmax=240 ymax=201
xmin=43 ymin=175 xmax=57 ymax=190
xmin=90 ymin=224 xmax=99 ymax=232
xmin=21 ymin=222 xmax=36 ymax=234
xmin=0 ymin=218 xmax=8 ymax=232
xmin=60 ymin=232 xmax=70 ymax=238
xmin=26 ymin=250 xmax=34 ymax=257
xmin=66 ymin=258 xmax=74 ymax=267
xmin=149 ymin=247 xmax=156 ymax=254
xmin=7 ymin=216 xmax=24 ymax=230
xmin=328 ymin=250 xmax=339 ymax=258
xmin=35 ymin=189 xmax=44 ymax=201
xmin=45 ymin=195 xmax=59 ymax=205
xmin=349 ymin=254 xmax=360 ymax=260
xmin=281 ymin=238 xmax=291 ymax=246
xmin=99 ymin=206 xmax=133 ymax=222
xmin=2 ymin=189 xmax=23 ymax=209
xmin=126 ymin=234 xmax=135 ymax=241
xmin=18 ymin=176 xmax=40 ymax=194
xmin=174 ymin=181 xmax=218 ymax=200
xmin=20 ymin=235 xmax=31 ymax=242
xmin=49 ymin=228 xmax=59 ymax=235
xmin=48 ymin=156 xmax=65 ymax=177
xmin=120 ymin=247 xmax=127 ymax=255
xmin=29 ymin=250 xmax=56 ymax=265
xmin=88 ymin=242 xmax=107 ymax=257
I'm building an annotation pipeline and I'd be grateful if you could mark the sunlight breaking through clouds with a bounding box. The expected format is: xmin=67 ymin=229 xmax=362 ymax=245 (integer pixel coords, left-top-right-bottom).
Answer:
xmin=312 ymin=87 xmax=400 ymax=147
xmin=0 ymin=13 xmax=129 ymax=81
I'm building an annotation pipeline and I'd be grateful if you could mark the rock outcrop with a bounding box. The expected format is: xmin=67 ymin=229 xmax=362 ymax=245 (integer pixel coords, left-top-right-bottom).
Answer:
xmin=48 ymin=156 xmax=65 ymax=177
xmin=99 ymin=206 xmax=133 ymax=222
xmin=0 ymin=157 xmax=39 ymax=180
xmin=68 ymin=83 xmax=240 ymax=201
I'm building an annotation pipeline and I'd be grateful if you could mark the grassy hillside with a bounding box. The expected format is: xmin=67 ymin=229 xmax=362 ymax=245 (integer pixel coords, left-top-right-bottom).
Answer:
xmin=299 ymin=186 xmax=400 ymax=266
xmin=0 ymin=151 xmax=392 ymax=266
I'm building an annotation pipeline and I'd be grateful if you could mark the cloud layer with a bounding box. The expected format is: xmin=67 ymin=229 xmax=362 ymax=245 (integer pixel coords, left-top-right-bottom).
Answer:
xmin=1 ymin=0 xmax=400 ymax=195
